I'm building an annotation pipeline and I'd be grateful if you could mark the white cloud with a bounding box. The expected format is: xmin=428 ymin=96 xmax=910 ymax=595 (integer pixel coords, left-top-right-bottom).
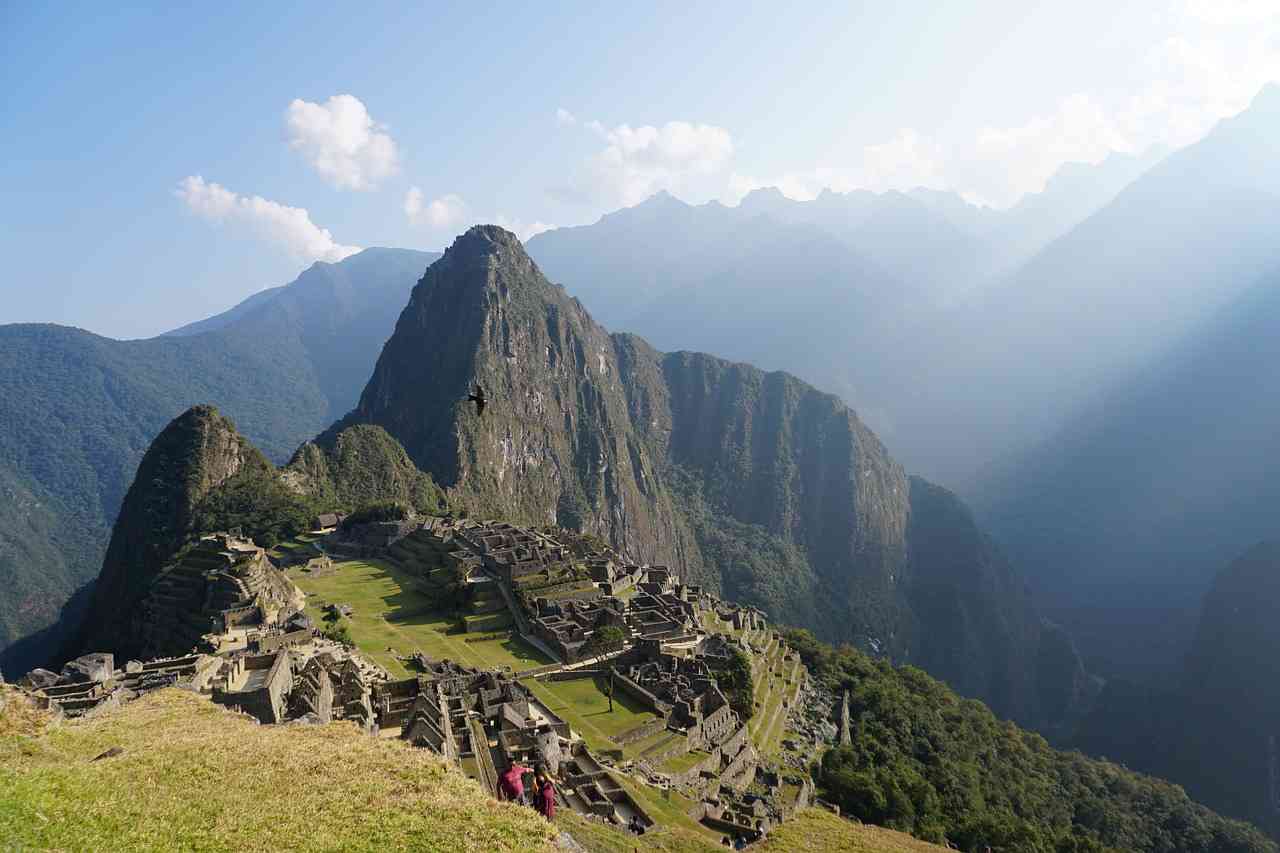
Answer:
xmin=567 ymin=117 xmax=734 ymax=206
xmin=556 ymin=107 xmax=577 ymax=126
xmin=723 ymin=4 xmax=1280 ymax=209
xmin=724 ymin=129 xmax=946 ymax=204
xmin=285 ymin=94 xmax=399 ymax=190
xmin=404 ymin=187 xmax=468 ymax=228
xmin=495 ymin=215 xmax=555 ymax=242
xmin=951 ymin=6 xmax=1280 ymax=205
xmin=176 ymin=175 xmax=361 ymax=262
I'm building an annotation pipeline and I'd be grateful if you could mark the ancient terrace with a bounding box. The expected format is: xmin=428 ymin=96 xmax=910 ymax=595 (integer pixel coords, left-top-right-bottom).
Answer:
xmin=17 ymin=519 xmax=824 ymax=845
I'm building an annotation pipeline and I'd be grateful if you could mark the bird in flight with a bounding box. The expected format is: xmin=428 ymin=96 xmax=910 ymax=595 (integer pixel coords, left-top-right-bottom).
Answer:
xmin=466 ymin=384 xmax=486 ymax=416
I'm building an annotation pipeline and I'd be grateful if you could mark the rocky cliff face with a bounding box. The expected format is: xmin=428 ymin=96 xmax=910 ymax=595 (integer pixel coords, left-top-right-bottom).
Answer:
xmin=343 ymin=225 xmax=1076 ymax=725
xmin=71 ymin=406 xmax=267 ymax=659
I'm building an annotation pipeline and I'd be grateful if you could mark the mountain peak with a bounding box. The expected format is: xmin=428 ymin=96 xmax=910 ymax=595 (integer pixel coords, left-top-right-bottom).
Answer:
xmin=444 ymin=224 xmax=526 ymax=258
xmin=738 ymin=186 xmax=791 ymax=212
xmin=1250 ymin=80 xmax=1280 ymax=111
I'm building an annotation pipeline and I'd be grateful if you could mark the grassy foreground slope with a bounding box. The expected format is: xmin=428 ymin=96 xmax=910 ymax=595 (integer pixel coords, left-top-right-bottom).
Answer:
xmin=558 ymin=807 xmax=949 ymax=853
xmin=0 ymin=688 xmax=555 ymax=852
xmin=0 ymin=684 xmax=947 ymax=853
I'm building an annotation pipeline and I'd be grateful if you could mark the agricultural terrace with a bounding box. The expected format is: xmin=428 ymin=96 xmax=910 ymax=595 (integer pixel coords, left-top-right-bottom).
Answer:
xmin=288 ymin=557 xmax=551 ymax=678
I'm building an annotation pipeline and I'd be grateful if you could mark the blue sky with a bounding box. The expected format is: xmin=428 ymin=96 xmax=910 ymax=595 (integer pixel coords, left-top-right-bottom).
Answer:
xmin=2 ymin=1 xmax=1277 ymax=338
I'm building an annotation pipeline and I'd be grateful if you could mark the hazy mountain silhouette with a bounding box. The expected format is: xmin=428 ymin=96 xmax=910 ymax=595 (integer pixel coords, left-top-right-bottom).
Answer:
xmin=527 ymin=149 xmax=1163 ymax=471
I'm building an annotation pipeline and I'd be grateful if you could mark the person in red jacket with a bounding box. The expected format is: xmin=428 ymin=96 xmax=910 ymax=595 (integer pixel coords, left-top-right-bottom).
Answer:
xmin=532 ymin=767 xmax=556 ymax=820
xmin=499 ymin=762 xmax=529 ymax=804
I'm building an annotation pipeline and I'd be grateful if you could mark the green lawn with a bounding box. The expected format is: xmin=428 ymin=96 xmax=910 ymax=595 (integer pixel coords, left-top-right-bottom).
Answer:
xmin=290 ymin=558 xmax=551 ymax=678
xmin=659 ymin=749 xmax=709 ymax=775
xmin=629 ymin=728 xmax=682 ymax=759
xmin=520 ymin=676 xmax=659 ymax=754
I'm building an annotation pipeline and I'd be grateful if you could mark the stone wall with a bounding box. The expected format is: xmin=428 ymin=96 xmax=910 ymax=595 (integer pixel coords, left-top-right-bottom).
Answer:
xmin=611 ymin=668 xmax=672 ymax=715
xmin=614 ymin=716 xmax=670 ymax=747
xmin=212 ymin=650 xmax=292 ymax=724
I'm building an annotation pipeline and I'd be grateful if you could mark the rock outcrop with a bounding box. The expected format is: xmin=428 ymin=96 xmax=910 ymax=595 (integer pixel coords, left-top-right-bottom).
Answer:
xmin=70 ymin=406 xmax=267 ymax=659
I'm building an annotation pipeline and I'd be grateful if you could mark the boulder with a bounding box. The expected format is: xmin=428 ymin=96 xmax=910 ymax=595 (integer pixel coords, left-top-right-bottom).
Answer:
xmin=61 ymin=653 xmax=115 ymax=684
xmin=20 ymin=668 xmax=60 ymax=690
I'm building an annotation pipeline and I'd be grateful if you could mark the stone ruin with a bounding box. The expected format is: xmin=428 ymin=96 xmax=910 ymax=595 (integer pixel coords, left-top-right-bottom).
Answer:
xmin=133 ymin=533 xmax=298 ymax=659
xmin=18 ymin=651 xmax=221 ymax=720
xmin=14 ymin=516 xmax=828 ymax=846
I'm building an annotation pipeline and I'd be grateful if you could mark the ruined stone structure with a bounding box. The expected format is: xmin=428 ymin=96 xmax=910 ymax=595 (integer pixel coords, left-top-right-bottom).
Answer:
xmin=291 ymin=656 xmax=334 ymax=724
xmin=19 ymin=652 xmax=220 ymax=719
xmin=838 ymin=689 xmax=852 ymax=746
xmin=698 ymin=767 xmax=815 ymax=843
xmin=134 ymin=533 xmax=298 ymax=658
xmin=20 ymin=512 xmax=827 ymax=846
xmin=210 ymin=650 xmax=293 ymax=724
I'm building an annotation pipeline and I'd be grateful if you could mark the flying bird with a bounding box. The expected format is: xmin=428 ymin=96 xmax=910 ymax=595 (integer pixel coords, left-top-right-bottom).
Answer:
xmin=466 ymin=384 xmax=486 ymax=417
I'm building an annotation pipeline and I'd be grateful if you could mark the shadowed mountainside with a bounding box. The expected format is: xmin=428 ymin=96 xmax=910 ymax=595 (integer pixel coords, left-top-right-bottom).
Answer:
xmin=1073 ymin=542 xmax=1280 ymax=842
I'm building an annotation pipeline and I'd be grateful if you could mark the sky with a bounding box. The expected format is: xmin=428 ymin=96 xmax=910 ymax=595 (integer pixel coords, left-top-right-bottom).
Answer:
xmin=2 ymin=1 xmax=1278 ymax=339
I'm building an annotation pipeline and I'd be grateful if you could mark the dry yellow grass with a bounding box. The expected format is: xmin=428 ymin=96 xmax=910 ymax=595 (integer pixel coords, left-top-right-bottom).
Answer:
xmin=0 ymin=687 xmax=557 ymax=852
xmin=756 ymin=808 xmax=950 ymax=853
xmin=0 ymin=683 xmax=53 ymax=738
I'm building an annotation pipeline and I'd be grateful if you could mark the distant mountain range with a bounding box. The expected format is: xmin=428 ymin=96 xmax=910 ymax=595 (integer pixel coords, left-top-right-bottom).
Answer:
xmin=975 ymin=265 xmax=1280 ymax=679
xmin=525 ymin=148 xmax=1163 ymax=477
xmin=525 ymin=84 xmax=1280 ymax=683
xmin=0 ymin=248 xmax=436 ymax=675
xmin=969 ymin=84 xmax=1280 ymax=678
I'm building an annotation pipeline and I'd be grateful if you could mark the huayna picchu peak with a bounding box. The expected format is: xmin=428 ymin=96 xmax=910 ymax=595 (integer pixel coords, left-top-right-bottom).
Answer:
xmin=322 ymin=225 xmax=1084 ymax=731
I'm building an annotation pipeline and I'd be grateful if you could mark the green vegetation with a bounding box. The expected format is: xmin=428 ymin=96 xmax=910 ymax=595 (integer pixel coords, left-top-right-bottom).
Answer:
xmin=667 ymin=466 xmax=827 ymax=635
xmin=340 ymin=500 xmax=410 ymax=528
xmin=0 ymin=686 xmax=554 ymax=852
xmin=520 ymin=676 xmax=658 ymax=754
xmin=756 ymin=808 xmax=950 ymax=853
xmin=289 ymin=424 xmax=447 ymax=517
xmin=192 ymin=465 xmax=317 ymax=548
xmin=320 ymin=617 xmax=354 ymax=647
xmin=659 ymin=749 xmax=710 ymax=775
xmin=783 ymin=628 xmax=1276 ymax=853
xmin=290 ymin=557 xmax=550 ymax=678
xmin=584 ymin=624 xmax=627 ymax=657
xmin=708 ymin=646 xmax=755 ymax=722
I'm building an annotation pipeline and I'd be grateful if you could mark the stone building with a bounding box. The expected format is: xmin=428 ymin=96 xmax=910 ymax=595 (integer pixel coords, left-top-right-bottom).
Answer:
xmin=210 ymin=649 xmax=293 ymax=724
xmin=134 ymin=533 xmax=298 ymax=658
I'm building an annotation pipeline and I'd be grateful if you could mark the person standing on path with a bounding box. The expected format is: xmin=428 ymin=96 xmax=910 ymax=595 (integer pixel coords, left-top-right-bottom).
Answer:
xmin=499 ymin=761 xmax=530 ymax=804
xmin=533 ymin=766 xmax=556 ymax=820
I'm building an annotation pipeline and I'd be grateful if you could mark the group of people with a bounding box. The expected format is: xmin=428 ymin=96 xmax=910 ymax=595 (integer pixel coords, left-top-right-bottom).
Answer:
xmin=498 ymin=761 xmax=557 ymax=820
xmin=497 ymin=760 xmax=647 ymax=836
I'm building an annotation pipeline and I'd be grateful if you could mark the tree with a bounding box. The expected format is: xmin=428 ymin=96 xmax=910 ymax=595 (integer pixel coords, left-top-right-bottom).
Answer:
xmin=584 ymin=624 xmax=626 ymax=658
xmin=710 ymin=647 xmax=755 ymax=721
